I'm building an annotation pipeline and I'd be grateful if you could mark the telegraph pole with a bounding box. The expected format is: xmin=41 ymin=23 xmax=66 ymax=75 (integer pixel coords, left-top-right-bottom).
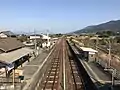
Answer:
xmin=34 ymin=29 xmax=37 ymax=53
xmin=95 ymin=35 xmax=99 ymax=62
xmin=47 ymin=30 xmax=50 ymax=49
xmin=108 ymin=38 xmax=111 ymax=68
xmin=96 ymin=35 xmax=98 ymax=50
xmin=47 ymin=30 xmax=49 ymax=44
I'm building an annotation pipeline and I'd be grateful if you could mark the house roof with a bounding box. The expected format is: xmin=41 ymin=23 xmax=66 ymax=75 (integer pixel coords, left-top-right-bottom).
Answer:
xmin=0 ymin=47 xmax=33 ymax=63
xmin=30 ymin=34 xmax=42 ymax=36
xmin=0 ymin=38 xmax=24 ymax=52
xmin=0 ymin=31 xmax=15 ymax=36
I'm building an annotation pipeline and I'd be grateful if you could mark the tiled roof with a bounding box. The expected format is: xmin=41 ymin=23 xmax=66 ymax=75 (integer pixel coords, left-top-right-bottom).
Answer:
xmin=0 ymin=31 xmax=14 ymax=36
xmin=0 ymin=38 xmax=24 ymax=52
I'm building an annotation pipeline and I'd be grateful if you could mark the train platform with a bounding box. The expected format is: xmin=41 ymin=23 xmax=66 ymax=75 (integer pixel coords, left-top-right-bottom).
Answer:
xmin=71 ymin=45 xmax=114 ymax=90
xmin=19 ymin=48 xmax=52 ymax=90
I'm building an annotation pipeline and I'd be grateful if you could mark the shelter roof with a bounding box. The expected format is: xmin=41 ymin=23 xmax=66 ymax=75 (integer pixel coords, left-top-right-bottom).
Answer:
xmin=0 ymin=48 xmax=33 ymax=63
xmin=80 ymin=47 xmax=98 ymax=52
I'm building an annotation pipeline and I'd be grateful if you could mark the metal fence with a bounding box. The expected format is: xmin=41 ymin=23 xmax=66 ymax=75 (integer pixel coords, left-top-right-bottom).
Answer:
xmin=0 ymin=77 xmax=22 ymax=90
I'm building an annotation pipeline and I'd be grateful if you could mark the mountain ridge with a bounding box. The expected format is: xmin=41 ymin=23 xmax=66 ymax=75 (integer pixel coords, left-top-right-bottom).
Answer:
xmin=73 ymin=20 xmax=120 ymax=34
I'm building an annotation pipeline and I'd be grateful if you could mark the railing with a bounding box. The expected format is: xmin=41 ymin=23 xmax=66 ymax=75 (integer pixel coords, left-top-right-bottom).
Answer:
xmin=0 ymin=77 xmax=20 ymax=83
xmin=0 ymin=77 xmax=22 ymax=90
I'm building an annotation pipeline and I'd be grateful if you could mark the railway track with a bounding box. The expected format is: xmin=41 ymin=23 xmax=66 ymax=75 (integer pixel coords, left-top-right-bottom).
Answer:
xmin=35 ymin=38 xmax=96 ymax=90
xmin=39 ymin=39 xmax=63 ymax=90
xmin=65 ymin=41 xmax=84 ymax=90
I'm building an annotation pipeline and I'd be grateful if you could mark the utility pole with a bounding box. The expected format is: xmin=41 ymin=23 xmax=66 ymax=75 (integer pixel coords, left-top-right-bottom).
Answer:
xmin=96 ymin=35 xmax=98 ymax=50
xmin=108 ymin=38 xmax=111 ymax=68
xmin=47 ymin=30 xmax=49 ymax=44
xmin=34 ymin=29 xmax=37 ymax=54
xmin=47 ymin=30 xmax=50 ymax=49
xmin=95 ymin=35 xmax=99 ymax=63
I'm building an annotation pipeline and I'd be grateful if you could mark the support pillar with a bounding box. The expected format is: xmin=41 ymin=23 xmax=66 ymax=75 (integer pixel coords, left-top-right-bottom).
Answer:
xmin=12 ymin=68 xmax=15 ymax=88
xmin=5 ymin=67 xmax=8 ymax=77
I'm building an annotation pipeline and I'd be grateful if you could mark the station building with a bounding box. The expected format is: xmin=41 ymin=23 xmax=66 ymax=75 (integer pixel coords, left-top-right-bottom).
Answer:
xmin=76 ymin=45 xmax=98 ymax=62
xmin=0 ymin=38 xmax=33 ymax=77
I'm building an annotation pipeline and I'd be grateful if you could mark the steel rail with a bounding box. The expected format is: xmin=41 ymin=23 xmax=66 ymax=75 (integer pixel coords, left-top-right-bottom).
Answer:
xmin=40 ymin=39 xmax=63 ymax=90
xmin=66 ymin=41 xmax=83 ymax=90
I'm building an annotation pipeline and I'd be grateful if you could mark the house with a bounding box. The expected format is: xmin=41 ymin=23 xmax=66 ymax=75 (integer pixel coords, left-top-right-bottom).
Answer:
xmin=41 ymin=34 xmax=51 ymax=39
xmin=41 ymin=34 xmax=51 ymax=48
xmin=30 ymin=34 xmax=41 ymax=40
xmin=29 ymin=34 xmax=51 ymax=48
xmin=29 ymin=34 xmax=43 ymax=48
xmin=0 ymin=31 xmax=15 ymax=38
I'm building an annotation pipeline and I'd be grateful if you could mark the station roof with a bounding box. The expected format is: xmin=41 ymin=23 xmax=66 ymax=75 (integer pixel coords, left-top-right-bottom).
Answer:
xmin=0 ymin=47 xmax=33 ymax=63
xmin=80 ymin=47 xmax=98 ymax=53
xmin=0 ymin=60 xmax=9 ymax=68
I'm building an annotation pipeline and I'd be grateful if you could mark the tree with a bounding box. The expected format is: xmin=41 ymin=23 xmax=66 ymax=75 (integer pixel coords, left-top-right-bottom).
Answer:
xmin=115 ymin=36 xmax=120 ymax=43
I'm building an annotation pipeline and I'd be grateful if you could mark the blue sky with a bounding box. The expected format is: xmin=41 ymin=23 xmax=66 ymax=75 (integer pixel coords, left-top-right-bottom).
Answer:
xmin=0 ymin=0 xmax=120 ymax=33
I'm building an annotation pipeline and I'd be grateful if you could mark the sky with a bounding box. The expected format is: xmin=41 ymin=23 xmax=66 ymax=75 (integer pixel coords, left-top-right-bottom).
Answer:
xmin=0 ymin=0 xmax=120 ymax=34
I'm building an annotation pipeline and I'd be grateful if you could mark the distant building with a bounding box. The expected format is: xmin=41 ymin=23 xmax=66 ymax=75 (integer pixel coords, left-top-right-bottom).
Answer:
xmin=0 ymin=31 xmax=15 ymax=38
xmin=41 ymin=34 xmax=51 ymax=39
xmin=29 ymin=34 xmax=51 ymax=48
xmin=0 ymin=33 xmax=7 ymax=38
xmin=30 ymin=34 xmax=42 ymax=40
